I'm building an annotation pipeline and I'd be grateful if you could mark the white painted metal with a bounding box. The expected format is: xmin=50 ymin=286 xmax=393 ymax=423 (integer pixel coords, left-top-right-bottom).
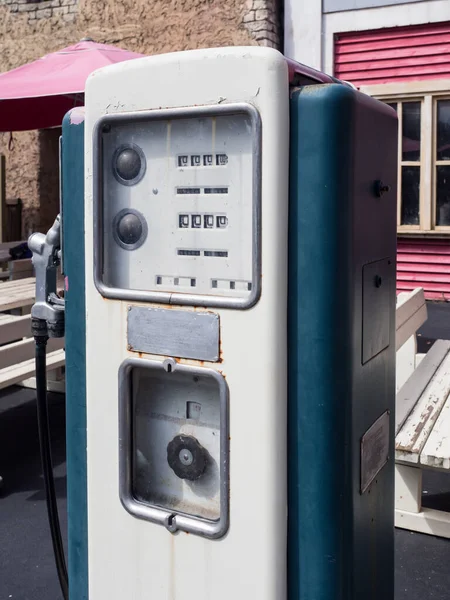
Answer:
xmin=84 ymin=47 xmax=289 ymax=600
xmin=284 ymin=0 xmax=322 ymax=69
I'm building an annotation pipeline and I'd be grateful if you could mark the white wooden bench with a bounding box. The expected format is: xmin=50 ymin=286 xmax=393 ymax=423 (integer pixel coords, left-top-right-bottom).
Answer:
xmin=0 ymin=277 xmax=65 ymax=490
xmin=395 ymin=288 xmax=450 ymax=538
xmin=0 ymin=277 xmax=65 ymax=392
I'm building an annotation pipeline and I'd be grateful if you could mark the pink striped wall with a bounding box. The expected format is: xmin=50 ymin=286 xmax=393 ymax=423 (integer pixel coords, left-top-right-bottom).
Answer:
xmin=334 ymin=21 xmax=450 ymax=86
xmin=397 ymin=239 xmax=450 ymax=301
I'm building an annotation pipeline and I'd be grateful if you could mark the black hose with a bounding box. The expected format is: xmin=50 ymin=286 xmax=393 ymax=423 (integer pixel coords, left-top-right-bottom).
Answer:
xmin=35 ymin=332 xmax=69 ymax=600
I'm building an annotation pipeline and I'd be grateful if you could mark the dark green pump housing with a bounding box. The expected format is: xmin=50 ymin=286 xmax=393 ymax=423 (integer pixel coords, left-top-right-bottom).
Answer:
xmin=288 ymin=84 xmax=398 ymax=600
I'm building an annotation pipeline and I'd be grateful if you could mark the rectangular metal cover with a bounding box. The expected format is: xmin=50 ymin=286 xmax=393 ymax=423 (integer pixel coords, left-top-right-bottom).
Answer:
xmin=127 ymin=306 xmax=220 ymax=362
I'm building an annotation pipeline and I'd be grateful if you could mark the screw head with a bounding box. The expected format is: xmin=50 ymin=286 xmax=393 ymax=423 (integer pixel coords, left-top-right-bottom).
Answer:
xmin=374 ymin=180 xmax=391 ymax=197
xmin=374 ymin=275 xmax=383 ymax=288
xmin=179 ymin=449 xmax=194 ymax=466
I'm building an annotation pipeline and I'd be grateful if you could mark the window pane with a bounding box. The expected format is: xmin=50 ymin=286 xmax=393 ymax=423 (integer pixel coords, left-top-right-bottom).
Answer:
xmin=401 ymin=166 xmax=420 ymax=225
xmin=386 ymin=102 xmax=397 ymax=112
xmin=402 ymin=102 xmax=421 ymax=161
xmin=436 ymin=166 xmax=450 ymax=226
xmin=437 ymin=100 xmax=450 ymax=161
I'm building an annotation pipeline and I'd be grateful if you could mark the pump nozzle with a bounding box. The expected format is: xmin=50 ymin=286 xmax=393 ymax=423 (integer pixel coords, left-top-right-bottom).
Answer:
xmin=29 ymin=215 xmax=65 ymax=338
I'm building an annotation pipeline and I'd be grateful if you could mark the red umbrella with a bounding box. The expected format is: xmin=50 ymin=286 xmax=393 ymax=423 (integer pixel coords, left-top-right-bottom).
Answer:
xmin=0 ymin=39 xmax=145 ymax=132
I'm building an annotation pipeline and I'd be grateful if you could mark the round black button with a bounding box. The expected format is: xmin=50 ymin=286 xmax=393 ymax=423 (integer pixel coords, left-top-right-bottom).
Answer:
xmin=116 ymin=212 xmax=143 ymax=245
xmin=167 ymin=435 xmax=206 ymax=481
xmin=115 ymin=148 xmax=141 ymax=180
xmin=112 ymin=144 xmax=146 ymax=185
xmin=112 ymin=208 xmax=148 ymax=250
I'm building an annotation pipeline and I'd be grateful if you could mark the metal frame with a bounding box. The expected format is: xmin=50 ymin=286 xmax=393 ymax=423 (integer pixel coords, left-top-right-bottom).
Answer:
xmin=118 ymin=357 xmax=230 ymax=539
xmin=93 ymin=102 xmax=262 ymax=309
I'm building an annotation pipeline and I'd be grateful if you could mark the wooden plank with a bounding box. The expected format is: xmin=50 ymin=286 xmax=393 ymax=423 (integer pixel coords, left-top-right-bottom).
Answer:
xmin=396 ymin=350 xmax=450 ymax=463
xmin=0 ymin=278 xmax=63 ymax=312
xmin=19 ymin=376 xmax=65 ymax=394
xmin=395 ymin=507 xmax=450 ymax=539
xmin=395 ymin=464 xmax=422 ymax=513
xmin=396 ymin=336 xmax=416 ymax=393
xmin=0 ymin=314 xmax=31 ymax=345
xmin=0 ymin=292 xmax=36 ymax=312
xmin=396 ymin=287 xmax=425 ymax=330
xmin=0 ymin=336 xmax=64 ymax=369
xmin=396 ymin=304 xmax=427 ymax=351
xmin=395 ymin=288 xmax=427 ymax=351
xmin=9 ymin=258 xmax=32 ymax=273
xmin=0 ymin=241 xmax=25 ymax=251
xmin=19 ymin=364 xmax=65 ymax=394
xmin=399 ymin=263 xmax=450 ymax=273
xmin=9 ymin=258 xmax=34 ymax=281
xmin=396 ymin=340 xmax=450 ymax=433
xmin=0 ymin=349 xmax=65 ymax=390
xmin=398 ymin=272 xmax=450 ymax=284
xmin=0 ymin=277 xmax=35 ymax=289
xmin=420 ymin=393 xmax=450 ymax=470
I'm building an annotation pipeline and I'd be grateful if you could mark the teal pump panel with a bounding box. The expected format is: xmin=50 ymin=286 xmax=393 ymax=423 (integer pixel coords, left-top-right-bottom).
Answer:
xmin=288 ymin=84 xmax=398 ymax=600
xmin=61 ymin=107 xmax=88 ymax=600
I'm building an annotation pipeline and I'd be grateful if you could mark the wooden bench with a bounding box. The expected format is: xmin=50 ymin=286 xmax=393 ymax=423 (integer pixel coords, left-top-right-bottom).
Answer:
xmin=395 ymin=288 xmax=450 ymax=538
xmin=0 ymin=277 xmax=65 ymax=392
xmin=0 ymin=277 xmax=65 ymax=490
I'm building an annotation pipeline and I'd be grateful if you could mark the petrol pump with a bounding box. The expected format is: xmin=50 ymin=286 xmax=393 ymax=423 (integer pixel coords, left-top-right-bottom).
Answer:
xmin=29 ymin=46 xmax=398 ymax=600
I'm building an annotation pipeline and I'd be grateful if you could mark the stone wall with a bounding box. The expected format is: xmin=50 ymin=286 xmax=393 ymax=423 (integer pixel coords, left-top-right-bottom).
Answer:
xmin=0 ymin=0 xmax=282 ymax=236
xmin=1 ymin=0 xmax=78 ymax=25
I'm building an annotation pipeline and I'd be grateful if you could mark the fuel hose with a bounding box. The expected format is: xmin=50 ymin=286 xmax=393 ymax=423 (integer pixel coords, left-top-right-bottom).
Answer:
xmin=34 ymin=323 xmax=69 ymax=600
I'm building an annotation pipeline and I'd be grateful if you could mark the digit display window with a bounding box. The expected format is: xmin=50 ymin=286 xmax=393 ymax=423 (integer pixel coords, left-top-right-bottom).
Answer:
xmin=93 ymin=104 xmax=261 ymax=309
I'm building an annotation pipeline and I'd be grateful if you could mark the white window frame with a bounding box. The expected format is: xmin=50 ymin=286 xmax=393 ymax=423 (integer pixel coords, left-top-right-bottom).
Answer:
xmin=361 ymin=79 xmax=450 ymax=235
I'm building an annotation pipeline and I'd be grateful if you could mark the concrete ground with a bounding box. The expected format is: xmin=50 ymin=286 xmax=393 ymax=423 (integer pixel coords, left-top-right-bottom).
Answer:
xmin=0 ymin=301 xmax=449 ymax=599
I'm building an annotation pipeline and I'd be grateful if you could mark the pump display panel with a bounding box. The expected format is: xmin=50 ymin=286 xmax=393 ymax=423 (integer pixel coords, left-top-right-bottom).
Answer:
xmin=93 ymin=104 xmax=261 ymax=308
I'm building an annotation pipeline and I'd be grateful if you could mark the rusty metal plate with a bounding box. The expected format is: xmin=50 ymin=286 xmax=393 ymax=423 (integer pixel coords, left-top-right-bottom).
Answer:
xmin=361 ymin=410 xmax=390 ymax=494
xmin=127 ymin=306 xmax=220 ymax=362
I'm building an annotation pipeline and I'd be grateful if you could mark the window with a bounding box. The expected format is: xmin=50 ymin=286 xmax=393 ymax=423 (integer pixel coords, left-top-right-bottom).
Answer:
xmin=380 ymin=93 xmax=450 ymax=233
xmin=436 ymin=100 xmax=450 ymax=227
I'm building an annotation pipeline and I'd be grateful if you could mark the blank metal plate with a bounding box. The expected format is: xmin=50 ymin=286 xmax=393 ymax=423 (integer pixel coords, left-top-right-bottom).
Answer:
xmin=362 ymin=258 xmax=392 ymax=365
xmin=127 ymin=306 xmax=220 ymax=362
